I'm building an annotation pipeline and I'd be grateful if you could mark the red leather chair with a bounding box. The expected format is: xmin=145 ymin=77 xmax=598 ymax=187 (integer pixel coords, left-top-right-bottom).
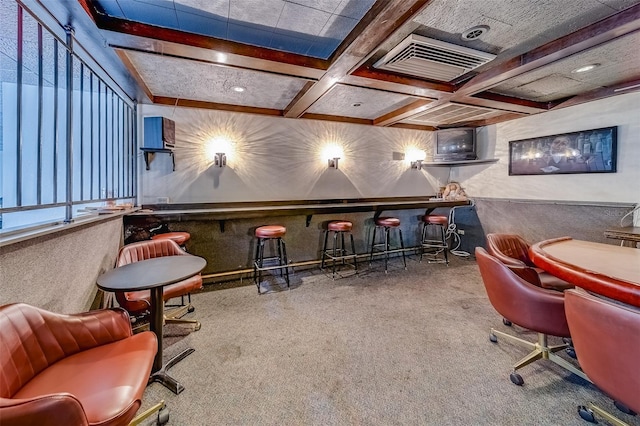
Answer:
xmin=565 ymin=289 xmax=640 ymax=425
xmin=0 ymin=303 xmax=167 ymax=426
xmin=475 ymin=247 xmax=588 ymax=385
xmin=115 ymin=239 xmax=203 ymax=330
xmin=486 ymin=233 xmax=574 ymax=291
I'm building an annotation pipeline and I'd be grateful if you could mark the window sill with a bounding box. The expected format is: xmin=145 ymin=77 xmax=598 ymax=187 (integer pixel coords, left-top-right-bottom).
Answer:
xmin=0 ymin=208 xmax=138 ymax=248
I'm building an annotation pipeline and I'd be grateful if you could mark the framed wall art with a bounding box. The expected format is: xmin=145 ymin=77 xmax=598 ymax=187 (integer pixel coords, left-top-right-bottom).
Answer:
xmin=508 ymin=126 xmax=617 ymax=176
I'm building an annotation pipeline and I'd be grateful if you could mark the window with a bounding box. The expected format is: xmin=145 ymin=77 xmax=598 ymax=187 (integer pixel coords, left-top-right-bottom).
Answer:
xmin=0 ymin=2 xmax=136 ymax=231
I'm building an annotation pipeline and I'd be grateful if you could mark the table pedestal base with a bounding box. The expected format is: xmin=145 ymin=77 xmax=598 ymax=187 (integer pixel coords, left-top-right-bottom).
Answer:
xmin=150 ymin=348 xmax=195 ymax=394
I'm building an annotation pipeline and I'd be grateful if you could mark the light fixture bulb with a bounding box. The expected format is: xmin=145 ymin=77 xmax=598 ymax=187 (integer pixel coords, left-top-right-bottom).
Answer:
xmin=232 ymin=86 xmax=246 ymax=92
xmin=572 ymin=64 xmax=599 ymax=73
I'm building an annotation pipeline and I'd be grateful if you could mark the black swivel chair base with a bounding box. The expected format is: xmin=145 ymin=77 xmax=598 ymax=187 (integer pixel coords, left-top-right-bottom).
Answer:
xmin=578 ymin=402 xmax=637 ymax=426
xmin=489 ymin=328 xmax=590 ymax=386
xmin=150 ymin=347 xmax=195 ymax=394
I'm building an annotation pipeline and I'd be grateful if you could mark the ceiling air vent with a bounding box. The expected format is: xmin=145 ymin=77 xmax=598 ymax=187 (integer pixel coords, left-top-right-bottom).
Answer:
xmin=373 ymin=34 xmax=496 ymax=82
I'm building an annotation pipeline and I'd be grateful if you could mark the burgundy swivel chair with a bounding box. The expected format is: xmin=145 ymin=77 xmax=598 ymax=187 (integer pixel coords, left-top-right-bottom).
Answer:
xmin=565 ymin=288 xmax=640 ymax=425
xmin=475 ymin=247 xmax=589 ymax=385
xmin=486 ymin=233 xmax=574 ymax=291
xmin=115 ymin=239 xmax=203 ymax=330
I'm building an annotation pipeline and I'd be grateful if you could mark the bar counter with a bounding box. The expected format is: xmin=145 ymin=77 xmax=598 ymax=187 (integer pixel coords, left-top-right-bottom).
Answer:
xmin=125 ymin=197 xmax=474 ymax=279
xmin=131 ymin=197 xmax=469 ymax=224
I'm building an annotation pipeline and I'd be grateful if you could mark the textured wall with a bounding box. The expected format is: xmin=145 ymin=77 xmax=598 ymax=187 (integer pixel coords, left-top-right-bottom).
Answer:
xmin=474 ymin=198 xmax=634 ymax=245
xmin=0 ymin=218 xmax=123 ymax=313
xmin=461 ymin=91 xmax=640 ymax=206
xmin=138 ymin=104 xmax=442 ymax=204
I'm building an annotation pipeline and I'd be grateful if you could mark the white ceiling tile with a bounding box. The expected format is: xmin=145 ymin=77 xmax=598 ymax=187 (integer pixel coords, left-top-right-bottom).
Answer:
xmin=229 ymin=0 xmax=286 ymax=27
xmin=126 ymin=51 xmax=309 ymax=110
xmin=174 ymin=0 xmax=230 ymax=17
xmin=285 ymin=0 xmax=342 ymax=14
xmin=276 ymin=2 xmax=331 ymax=35
xmin=335 ymin=0 xmax=376 ymax=19
xmin=308 ymin=85 xmax=421 ymax=120
xmin=319 ymin=14 xmax=356 ymax=40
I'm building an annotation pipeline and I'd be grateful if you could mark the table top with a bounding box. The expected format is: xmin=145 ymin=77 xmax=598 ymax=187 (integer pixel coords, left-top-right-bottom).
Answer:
xmin=532 ymin=238 xmax=639 ymax=284
xmin=97 ymin=255 xmax=207 ymax=292
xmin=530 ymin=237 xmax=640 ymax=307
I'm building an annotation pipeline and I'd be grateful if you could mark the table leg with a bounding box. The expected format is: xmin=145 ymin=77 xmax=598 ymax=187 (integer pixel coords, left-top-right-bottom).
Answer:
xmin=148 ymin=286 xmax=195 ymax=395
xmin=149 ymin=287 xmax=164 ymax=373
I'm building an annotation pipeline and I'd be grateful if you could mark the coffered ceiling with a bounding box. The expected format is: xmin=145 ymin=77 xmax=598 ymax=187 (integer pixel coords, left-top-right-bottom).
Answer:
xmin=77 ymin=0 xmax=640 ymax=129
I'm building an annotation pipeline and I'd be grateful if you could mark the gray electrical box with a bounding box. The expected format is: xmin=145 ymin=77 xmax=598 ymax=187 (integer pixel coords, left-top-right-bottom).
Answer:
xmin=143 ymin=117 xmax=175 ymax=149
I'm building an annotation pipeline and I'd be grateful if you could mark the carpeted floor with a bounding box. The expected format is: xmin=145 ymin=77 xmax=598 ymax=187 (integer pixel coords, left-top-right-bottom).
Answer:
xmin=140 ymin=254 xmax=637 ymax=426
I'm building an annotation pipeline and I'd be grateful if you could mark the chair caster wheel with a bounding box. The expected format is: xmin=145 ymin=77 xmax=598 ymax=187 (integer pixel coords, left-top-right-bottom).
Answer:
xmin=489 ymin=333 xmax=497 ymax=343
xmin=157 ymin=406 xmax=170 ymax=425
xmin=510 ymin=372 xmax=524 ymax=386
xmin=187 ymin=305 xmax=195 ymax=313
xmin=578 ymin=406 xmax=596 ymax=423
xmin=614 ymin=400 xmax=636 ymax=415
xmin=503 ymin=318 xmax=512 ymax=326
xmin=566 ymin=347 xmax=577 ymax=359
xmin=563 ymin=337 xmax=573 ymax=345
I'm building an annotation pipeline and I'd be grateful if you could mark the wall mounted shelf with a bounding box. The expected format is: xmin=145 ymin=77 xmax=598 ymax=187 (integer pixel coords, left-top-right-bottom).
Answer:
xmin=422 ymin=158 xmax=499 ymax=167
xmin=140 ymin=148 xmax=175 ymax=171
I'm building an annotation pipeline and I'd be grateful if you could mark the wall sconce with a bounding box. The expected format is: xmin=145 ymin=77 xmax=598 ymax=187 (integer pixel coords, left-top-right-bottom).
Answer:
xmin=406 ymin=148 xmax=426 ymax=170
xmin=328 ymin=157 xmax=340 ymax=169
xmin=214 ymin=152 xmax=227 ymax=167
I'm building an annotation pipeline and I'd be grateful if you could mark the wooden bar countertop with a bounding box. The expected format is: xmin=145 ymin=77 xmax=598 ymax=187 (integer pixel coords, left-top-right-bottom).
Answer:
xmin=129 ymin=197 xmax=471 ymax=221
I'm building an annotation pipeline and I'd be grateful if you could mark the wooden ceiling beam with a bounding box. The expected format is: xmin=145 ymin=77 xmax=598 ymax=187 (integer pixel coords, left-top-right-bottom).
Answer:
xmin=550 ymin=77 xmax=640 ymax=110
xmin=113 ymin=49 xmax=153 ymax=102
xmin=283 ymin=0 xmax=433 ymax=118
xmin=153 ymin=96 xmax=283 ymax=116
xmin=456 ymin=92 xmax=548 ymax=114
xmin=456 ymin=3 xmax=640 ymax=97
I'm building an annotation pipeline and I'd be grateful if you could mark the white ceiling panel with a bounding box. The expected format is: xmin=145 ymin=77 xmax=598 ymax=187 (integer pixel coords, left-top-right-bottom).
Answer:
xmin=307 ymin=84 xmax=423 ymax=119
xmin=125 ymin=51 xmax=310 ymax=109
xmin=490 ymin=32 xmax=640 ymax=102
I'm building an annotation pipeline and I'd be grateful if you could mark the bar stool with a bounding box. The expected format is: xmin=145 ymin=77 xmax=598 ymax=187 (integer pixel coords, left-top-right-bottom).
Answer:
xmin=420 ymin=214 xmax=449 ymax=265
xmin=369 ymin=217 xmax=406 ymax=273
xmin=151 ymin=231 xmax=190 ymax=250
xmin=321 ymin=220 xmax=358 ymax=278
xmin=253 ymin=225 xmax=290 ymax=295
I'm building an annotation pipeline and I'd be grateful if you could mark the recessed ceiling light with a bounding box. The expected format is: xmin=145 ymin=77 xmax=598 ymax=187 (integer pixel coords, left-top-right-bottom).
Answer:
xmin=352 ymin=102 xmax=362 ymax=107
xmin=571 ymin=64 xmax=600 ymax=73
xmin=231 ymin=86 xmax=246 ymax=92
xmin=461 ymin=25 xmax=490 ymax=41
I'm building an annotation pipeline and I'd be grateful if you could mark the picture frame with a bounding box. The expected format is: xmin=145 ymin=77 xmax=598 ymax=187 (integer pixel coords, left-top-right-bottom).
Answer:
xmin=508 ymin=126 xmax=617 ymax=176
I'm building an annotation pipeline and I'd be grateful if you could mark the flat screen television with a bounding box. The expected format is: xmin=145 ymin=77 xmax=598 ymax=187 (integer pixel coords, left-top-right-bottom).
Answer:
xmin=434 ymin=127 xmax=477 ymax=161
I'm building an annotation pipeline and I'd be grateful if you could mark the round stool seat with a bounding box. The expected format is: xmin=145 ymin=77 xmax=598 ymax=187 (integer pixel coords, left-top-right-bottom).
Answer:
xmin=255 ymin=225 xmax=286 ymax=238
xmin=328 ymin=221 xmax=353 ymax=232
xmin=422 ymin=215 xmax=448 ymax=226
xmin=375 ymin=217 xmax=401 ymax=227
xmin=151 ymin=231 xmax=191 ymax=245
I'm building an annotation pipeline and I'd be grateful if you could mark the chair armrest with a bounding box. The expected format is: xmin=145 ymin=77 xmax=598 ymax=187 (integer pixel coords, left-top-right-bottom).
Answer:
xmin=0 ymin=395 xmax=89 ymax=426
xmin=508 ymin=265 xmax=543 ymax=287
